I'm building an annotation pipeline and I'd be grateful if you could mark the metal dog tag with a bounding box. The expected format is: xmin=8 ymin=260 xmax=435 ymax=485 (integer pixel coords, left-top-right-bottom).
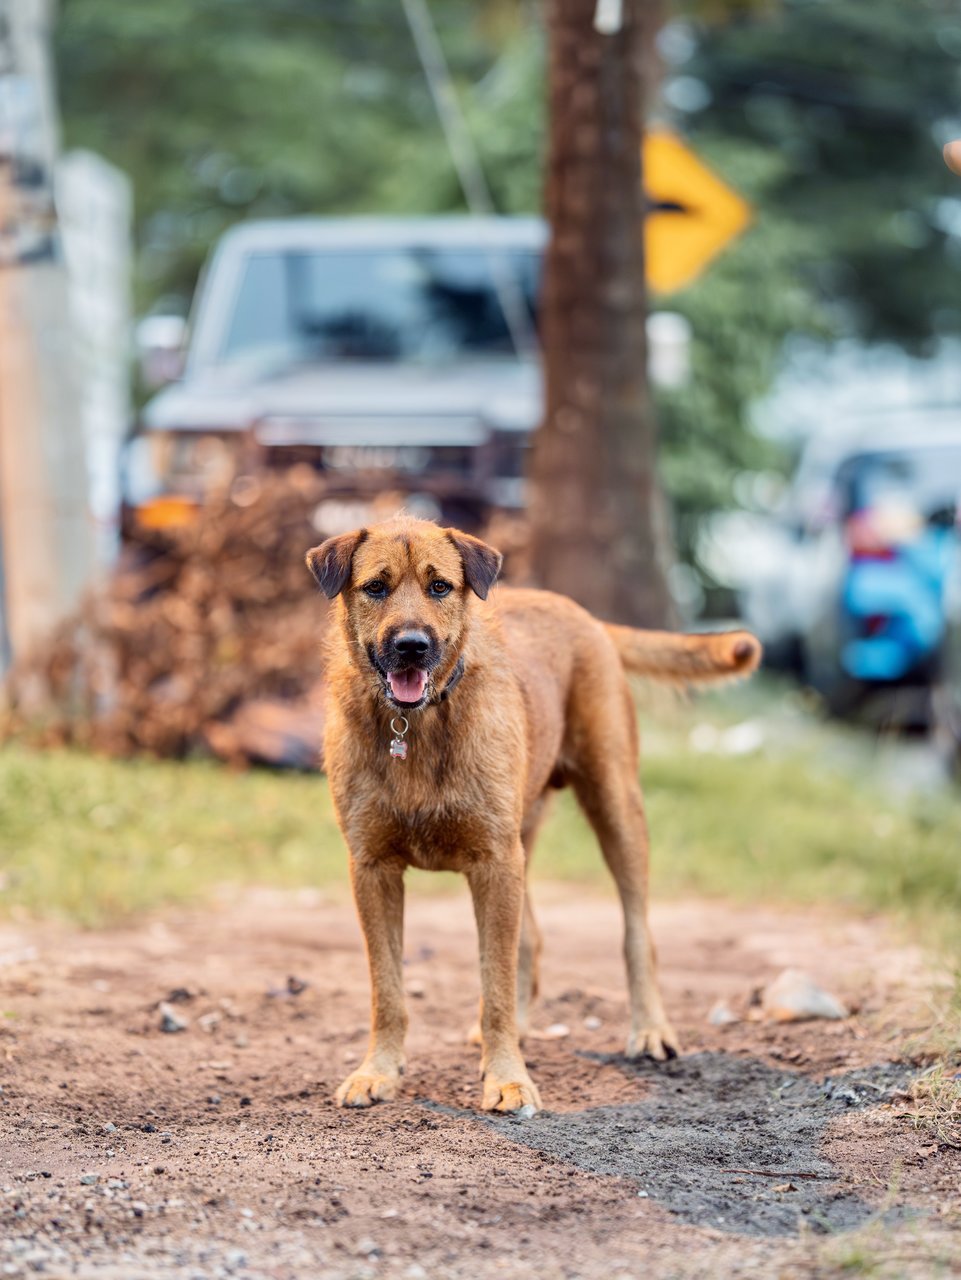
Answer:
xmin=389 ymin=716 xmax=409 ymax=761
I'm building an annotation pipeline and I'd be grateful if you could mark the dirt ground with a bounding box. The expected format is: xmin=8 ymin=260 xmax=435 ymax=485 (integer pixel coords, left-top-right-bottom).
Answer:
xmin=1 ymin=885 xmax=959 ymax=1279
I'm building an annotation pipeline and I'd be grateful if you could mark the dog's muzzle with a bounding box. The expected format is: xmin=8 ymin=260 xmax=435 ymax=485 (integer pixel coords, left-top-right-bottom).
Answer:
xmin=368 ymin=630 xmax=440 ymax=708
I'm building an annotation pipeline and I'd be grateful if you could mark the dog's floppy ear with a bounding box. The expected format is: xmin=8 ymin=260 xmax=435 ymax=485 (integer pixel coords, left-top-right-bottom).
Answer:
xmin=305 ymin=529 xmax=367 ymax=598
xmin=447 ymin=531 xmax=503 ymax=600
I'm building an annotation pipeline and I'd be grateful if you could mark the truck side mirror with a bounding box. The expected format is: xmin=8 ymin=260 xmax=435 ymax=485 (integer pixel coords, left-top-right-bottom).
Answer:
xmin=136 ymin=314 xmax=187 ymax=389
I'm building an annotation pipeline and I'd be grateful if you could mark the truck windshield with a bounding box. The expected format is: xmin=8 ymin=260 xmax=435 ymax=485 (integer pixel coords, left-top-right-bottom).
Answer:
xmin=221 ymin=247 xmax=540 ymax=365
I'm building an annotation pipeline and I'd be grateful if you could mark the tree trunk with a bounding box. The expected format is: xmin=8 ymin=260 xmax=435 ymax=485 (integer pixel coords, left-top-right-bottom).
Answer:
xmin=528 ymin=0 xmax=674 ymax=628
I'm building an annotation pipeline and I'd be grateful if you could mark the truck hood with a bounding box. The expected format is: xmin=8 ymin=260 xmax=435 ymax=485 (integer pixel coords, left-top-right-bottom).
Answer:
xmin=142 ymin=360 xmax=542 ymax=441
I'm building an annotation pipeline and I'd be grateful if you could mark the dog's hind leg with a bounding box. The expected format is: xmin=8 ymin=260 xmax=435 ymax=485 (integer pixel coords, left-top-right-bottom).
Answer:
xmin=569 ymin=689 xmax=679 ymax=1062
xmin=516 ymin=890 xmax=542 ymax=1037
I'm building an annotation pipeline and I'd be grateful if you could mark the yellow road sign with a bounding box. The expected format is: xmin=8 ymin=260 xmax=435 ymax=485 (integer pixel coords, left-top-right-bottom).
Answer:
xmin=643 ymin=128 xmax=752 ymax=295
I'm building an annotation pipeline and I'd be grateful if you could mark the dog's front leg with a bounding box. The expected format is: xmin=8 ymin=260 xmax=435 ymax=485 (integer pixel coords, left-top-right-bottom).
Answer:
xmin=467 ymin=851 xmax=542 ymax=1115
xmin=336 ymin=855 xmax=407 ymax=1108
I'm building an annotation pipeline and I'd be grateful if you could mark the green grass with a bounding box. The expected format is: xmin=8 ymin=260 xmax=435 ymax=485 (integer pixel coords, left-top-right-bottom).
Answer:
xmin=542 ymin=755 xmax=961 ymax=951
xmin=0 ymin=750 xmax=345 ymax=925
xmin=2 ymin=687 xmax=961 ymax=940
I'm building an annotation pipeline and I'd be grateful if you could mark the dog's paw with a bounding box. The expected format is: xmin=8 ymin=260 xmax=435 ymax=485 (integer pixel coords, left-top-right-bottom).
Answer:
xmin=626 ymin=1022 xmax=681 ymax=1062
xmin=481 ymin=1071 xmax=542 ymax=1115
xmin=335 ymin=1066 xmax=401 ymax=1108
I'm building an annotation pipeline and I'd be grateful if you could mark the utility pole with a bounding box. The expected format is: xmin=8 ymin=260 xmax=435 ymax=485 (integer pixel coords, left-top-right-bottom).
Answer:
xmin=528 ymin=0 xmax=674 ymax=627
xmin=0 ymin=0 xmax=91 ymax=663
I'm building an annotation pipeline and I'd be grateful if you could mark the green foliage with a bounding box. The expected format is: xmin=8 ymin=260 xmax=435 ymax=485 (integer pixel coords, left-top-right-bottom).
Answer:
xmin=657 ymin=0 xmax=961 ymax=556
xmin=55 ymin=0 xmax=536 ymax=304
xmin=55 ymin=0 xmax=961 ymax=563
xmin=681 ymin=0 xmax=961 ymax=349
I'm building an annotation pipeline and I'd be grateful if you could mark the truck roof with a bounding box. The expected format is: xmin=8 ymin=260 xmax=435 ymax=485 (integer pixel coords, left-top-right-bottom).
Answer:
xmin=214 ymin=215 xmax=547 ymax=254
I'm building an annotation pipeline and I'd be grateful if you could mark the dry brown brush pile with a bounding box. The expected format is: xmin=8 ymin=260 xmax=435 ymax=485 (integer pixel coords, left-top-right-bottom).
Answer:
xmin=2 ymin=469 xmax=332 ymax=766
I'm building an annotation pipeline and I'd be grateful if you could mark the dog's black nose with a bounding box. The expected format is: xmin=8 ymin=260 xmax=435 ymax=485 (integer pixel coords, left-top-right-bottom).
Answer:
xmin=393 ymin=630 xmax=430 ymax=658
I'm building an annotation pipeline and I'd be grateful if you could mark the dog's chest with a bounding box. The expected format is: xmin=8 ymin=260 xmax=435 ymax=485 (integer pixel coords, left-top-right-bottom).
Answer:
xmin=329 ymin=691 xmax=524 ymax=869
xmin=343 ymin=770 xmax=516 ymax=872
xmin=386 ymin=804 xmax=496 ymax=871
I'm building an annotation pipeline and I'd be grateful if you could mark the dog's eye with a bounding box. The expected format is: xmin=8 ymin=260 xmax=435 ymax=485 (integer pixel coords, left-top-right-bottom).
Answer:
xmin=428 ymin=580 xmax=453 ymax=598
xmin=363 ymin=580 xmax=388 ymax=599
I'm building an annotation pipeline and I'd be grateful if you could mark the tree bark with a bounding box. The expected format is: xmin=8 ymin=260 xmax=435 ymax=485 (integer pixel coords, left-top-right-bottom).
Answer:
xmin=529 ymin=0 xmax=674 ymax=628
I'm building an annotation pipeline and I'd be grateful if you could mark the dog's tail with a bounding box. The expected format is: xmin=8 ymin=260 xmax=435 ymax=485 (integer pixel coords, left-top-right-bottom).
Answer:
xmin=606 ymin=625 xmax=762 ymax=686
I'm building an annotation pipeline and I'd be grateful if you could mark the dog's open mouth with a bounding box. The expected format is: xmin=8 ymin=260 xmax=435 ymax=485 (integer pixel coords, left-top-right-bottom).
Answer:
xmin=386 ymin=668 xmax=429 ymax=705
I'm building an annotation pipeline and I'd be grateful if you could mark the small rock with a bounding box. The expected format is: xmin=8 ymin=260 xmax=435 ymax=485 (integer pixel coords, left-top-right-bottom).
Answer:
xmin=761 ymin=970 xmax=848 ymax=1022
xmin=355 ymin=1237 xmax=380 ymax=1258
xmin=197 ymin=1012 xmax=221 ymax=1032
xmin=545 ymin=1023 xmax=570 ymax=1039
xmin=79 ymin=1174 xmax=98 ymax=1186
xmin=207 ymin=1094 xmax=221 ymax=1106
xmin=516 ymin=1104 xmax=537 ymax=1120
xmin=405 ymin=979 xmax=426 ymax=998
xmin=404 ymin=1267 xmax=428 ymax=1280
xmin=234 ymin=1033 xmax=249 ymax=1049
xmin=286 ymin=975 xmax=308 ymax=996
xmin=637 ymin=1189 xmax=649 ymax=1198
xmin=141 ymin=1122 xmax=157 ymax=1133
xmin=239 ymin=1096 xmax=252 ymax=1108
xmin=166 ymin=987 xmax=195 ymax=1004
xmin=102 ymin=1122 xmax=117 ymax=1134
xmin=583 ymin=1015 xmax=602 ymax=1031
xmin=708 ymin=1000 xmax=739 ymax=1027
xmin=158 ymin=1002 xmax=188 ymax=1034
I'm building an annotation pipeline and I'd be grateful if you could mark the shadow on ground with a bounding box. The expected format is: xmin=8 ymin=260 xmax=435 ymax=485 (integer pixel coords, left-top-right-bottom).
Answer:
xmin=459 ymin=1051 xmax=916 ymax=1238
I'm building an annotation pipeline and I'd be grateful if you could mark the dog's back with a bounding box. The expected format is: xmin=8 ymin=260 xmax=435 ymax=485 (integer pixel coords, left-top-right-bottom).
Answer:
xmin=493 ymin=584 xmax=760 ymax=695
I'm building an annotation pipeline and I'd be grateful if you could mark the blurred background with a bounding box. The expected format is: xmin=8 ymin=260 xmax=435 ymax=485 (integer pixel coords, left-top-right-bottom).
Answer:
xmin=3 ymin=0 xmax=961 ymax=888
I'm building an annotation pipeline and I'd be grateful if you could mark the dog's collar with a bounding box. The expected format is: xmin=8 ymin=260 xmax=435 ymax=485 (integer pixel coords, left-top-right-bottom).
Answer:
xmin=436 ymin=656 xmax=465 ymax=704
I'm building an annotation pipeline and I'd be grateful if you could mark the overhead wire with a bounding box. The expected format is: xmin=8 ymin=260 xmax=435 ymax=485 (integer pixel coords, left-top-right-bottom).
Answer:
xmin=398 ymin=0 xmax=539 ymax=360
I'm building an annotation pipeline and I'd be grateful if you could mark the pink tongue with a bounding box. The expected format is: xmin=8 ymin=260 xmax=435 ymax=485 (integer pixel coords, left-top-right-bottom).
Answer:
xmin=387 ymin=668 xmax=428 ymax=703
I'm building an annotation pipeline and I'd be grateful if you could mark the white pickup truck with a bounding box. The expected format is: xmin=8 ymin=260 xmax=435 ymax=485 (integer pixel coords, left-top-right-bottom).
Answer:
xmin=123 ymin=216 xmax=544 ymax=537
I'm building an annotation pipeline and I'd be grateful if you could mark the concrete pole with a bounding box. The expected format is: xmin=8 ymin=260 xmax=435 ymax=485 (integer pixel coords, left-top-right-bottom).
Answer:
xmin=0 ymin=0 xmax=92 ymax=662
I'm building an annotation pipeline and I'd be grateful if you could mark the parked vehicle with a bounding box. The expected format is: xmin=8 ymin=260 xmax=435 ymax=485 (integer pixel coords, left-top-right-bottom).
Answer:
xmin=123 ymin=217 xmax=544 ymax=537
xmin=934 ymin=537 xmax=961 ymax=772
xmin=733 ymin=409 xmax=961 ymax=716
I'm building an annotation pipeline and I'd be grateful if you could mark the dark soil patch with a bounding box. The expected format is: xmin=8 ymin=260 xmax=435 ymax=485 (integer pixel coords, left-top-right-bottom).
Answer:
xmin=482 ymin=1054 xmax=915 ymax=1237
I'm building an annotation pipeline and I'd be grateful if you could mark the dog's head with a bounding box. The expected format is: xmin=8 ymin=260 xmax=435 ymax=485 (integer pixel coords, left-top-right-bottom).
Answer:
xmin=306 ymin=517 xmax=502 ymax=711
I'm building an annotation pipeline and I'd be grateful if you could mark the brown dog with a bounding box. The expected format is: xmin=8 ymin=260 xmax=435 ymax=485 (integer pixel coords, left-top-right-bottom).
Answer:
xmin=307 ymin=516 xmax=760 ymax=1114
